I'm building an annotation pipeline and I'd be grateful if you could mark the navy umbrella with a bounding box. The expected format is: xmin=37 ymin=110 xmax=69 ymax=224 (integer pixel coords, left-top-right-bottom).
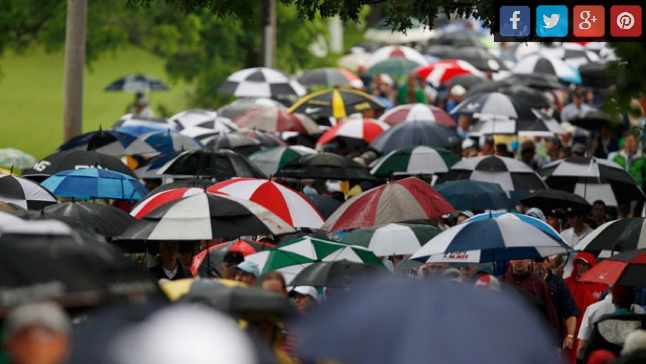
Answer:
xmin=104 ymin=73 xmax=169 ymax=92
xmin=434 ymin=180 xmax=514 ymax=211
xmin=303 ymin=193 xmax=343 ymax=219
xmin=370 ymin=120 xmax=461 ymax=154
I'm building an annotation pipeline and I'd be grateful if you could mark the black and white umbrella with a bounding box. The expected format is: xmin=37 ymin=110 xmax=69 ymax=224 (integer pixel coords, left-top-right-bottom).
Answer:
xmin=436 ymin=155 xmax=547 ymax=195
xmin=0 ymin=174 xmax=58 ymax=210
xmin=111 ymin=114 xmax=173 ymax=130
xmin=104 ymin=73 xmax=169 ymax=92
xmin=512 ymin=54 xmax=581 ymax=84
xmin=466 ymin=111 xmax=564 ymax=137
xmin=540 ymin=43 xmax=600 ymax=69
xmin=156 ymin=148 xmax=266 ymax=179
xmin=203 ymin=133 xmax=263 ymax=156
xmin=22 ymin=150 xmax=138 ymax=182
xmin=538 ymin=157 xmax=645 ymax=207
xmin=450 ymin=92 xmax=537 ymax=120
xmin=217 ymin=97 xmax=284 ymax=119
xmin=574 ymin=218 xmax=646 ymax=257
xmin=169 ymin=109 xmax=238 ymax=134
xmin=217 ymin=67 xmax=306 ymax=98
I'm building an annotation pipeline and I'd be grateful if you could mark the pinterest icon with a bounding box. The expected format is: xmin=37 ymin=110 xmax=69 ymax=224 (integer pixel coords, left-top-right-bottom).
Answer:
xmin=611 ymin=6 xmax=642 ymax=37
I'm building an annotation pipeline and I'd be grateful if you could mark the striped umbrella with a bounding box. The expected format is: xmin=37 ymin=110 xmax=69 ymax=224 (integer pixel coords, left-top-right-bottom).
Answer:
xmin=366 ymin=45 xmax=428 ymax=67
xmin=316 ymin=118 xmax=390 ymax=146
xmin=574 ymin=218 xmax=646 ymax=257
xmin=130 ymin=187 xmax=205 ymax=219
xmin=289 ymin=88 xmax=385 ymax=119
xmin=248 ymin=146 xmax=317 ymax=176
xmin=579 ymin=248 xmax=646 ymax=286
xmin=379 ymin=103 xmax=456 ymax=127
xmin=341 ymin=223 xmax=441 ymax=256
xmin=233 ymin=106 xmax=320 ymax=135
xmin=414 ymin=59 xmax=486 ymax=87
xmin=217 ymin=67 xmax=306 ymax=98
xmin=369 ymin=146 xmax=460 ymax=177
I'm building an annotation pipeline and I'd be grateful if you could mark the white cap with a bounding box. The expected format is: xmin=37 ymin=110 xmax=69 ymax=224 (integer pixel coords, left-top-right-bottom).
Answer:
xmin=290 ymin=286 xmax=319 ymax=301
xmin=560 ymin=122 xmax=576 ymax=134
xmin=379 ymin=74 xmax=394 ymax=86
xmin=451 ymin=85 xmax=466 ymax=96
xmin=349 ymin=79 xmax=364 ymax=89
xmin=462 ymin=138 xmax=476 ymax=149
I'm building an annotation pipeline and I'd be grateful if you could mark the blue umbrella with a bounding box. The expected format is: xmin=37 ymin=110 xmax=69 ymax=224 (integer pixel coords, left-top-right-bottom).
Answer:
xmin=370 ymin=120 xmax=461 ymax=154
xmin=465 ymin=211 xmax=561 ymax=239
xmin=58 ymin=129 xmax=157 ymax=156
xmin=434 ymin=180 xmax=513 ymax=211
xmin=42 ymin=168 xmax=148 ymax=201
xmin=114 ymin=125 xmax=174 ymax=137
xmin=139 ymin=130 xmax=204 ymax=154
xmin=296 ymin=276 xmax=560 ymax=364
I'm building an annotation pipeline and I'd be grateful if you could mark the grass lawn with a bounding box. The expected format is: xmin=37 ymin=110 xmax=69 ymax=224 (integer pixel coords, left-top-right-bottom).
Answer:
xmin=0 ymin=46 xmax=193 ymax=160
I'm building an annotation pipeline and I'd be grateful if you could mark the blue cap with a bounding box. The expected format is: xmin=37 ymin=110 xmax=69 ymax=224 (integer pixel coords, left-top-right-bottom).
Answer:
xmin=232 ymin=261 xmax=260 ymax=278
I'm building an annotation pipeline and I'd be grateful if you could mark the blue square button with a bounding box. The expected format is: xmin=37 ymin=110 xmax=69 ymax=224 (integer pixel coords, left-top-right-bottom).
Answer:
xmin=500 ymin=6 xmax=531 ymax=36
xmin=536 ymin=5 xmax=568 ymax=37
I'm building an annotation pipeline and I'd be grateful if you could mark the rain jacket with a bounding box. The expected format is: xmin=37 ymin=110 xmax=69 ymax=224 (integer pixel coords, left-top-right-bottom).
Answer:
xmin=582 ymin=311 xmax=646 ymax=362
xmin=612 ymin=149 xmax=646 ymax=186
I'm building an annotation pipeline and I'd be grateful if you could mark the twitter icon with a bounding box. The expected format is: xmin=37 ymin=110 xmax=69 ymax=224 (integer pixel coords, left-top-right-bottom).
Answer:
xmin=537 ymin=5 xmax=568 ymax=37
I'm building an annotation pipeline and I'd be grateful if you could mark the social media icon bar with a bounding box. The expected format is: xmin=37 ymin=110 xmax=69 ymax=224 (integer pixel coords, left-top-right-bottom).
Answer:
xmin=536 ymin=5 xmax=569 ymax=37
xmin=500 ymin=6 xmax=530 ymax=36
xmin=573 ymin=6 xmax=605 ymax=37
xmin=611 ymin=6 xmax=642 ymax=37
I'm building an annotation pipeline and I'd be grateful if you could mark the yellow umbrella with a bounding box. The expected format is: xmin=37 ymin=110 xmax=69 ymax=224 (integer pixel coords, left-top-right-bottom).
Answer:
xmin=159 ymin=277 xmax=244 ymax=301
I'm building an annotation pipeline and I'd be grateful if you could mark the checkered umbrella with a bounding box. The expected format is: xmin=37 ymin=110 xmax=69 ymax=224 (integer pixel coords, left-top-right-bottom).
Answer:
xmin=0 ymin=174 xmax=58 ymax=210
xmin=217 ymin=67 xmax=306 ymax=98
xmin=104 ymin=73 xmax=169 ymax=92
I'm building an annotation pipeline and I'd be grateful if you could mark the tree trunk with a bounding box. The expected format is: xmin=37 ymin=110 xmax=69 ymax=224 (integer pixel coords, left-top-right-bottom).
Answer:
xmin=259 ymin=0 xmax=276 ymax=68
xmin=62 ymin=0 xmax=87 ymax=142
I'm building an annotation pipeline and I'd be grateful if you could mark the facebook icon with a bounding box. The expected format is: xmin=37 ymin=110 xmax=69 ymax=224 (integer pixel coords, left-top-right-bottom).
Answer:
xmin=500 ymin=6 xmax=530 ymax=36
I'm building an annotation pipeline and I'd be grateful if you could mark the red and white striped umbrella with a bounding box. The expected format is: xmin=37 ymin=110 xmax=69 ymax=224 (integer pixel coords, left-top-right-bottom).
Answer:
xmin=316 ymin=118 xmax=390 ymax=146
xmin=379 ymin=103 xmax=457 ymax=127
xmin=367 ymin=45 xmax=428 ymax=67
xmin=232 ymin=106 xmax=320 ymax=135
xmin=415 ymin=60 xmax=485 ymax=87
xmin=130 ymin=187 xmax=205 ymax=219
xmin=207 ymin=178 xmax=324 ymax=228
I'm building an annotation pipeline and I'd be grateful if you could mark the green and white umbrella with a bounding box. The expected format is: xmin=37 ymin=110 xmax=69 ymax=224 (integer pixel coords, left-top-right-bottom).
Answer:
xmin=341 ymin=223 xmax=441 ymax=256
xmin=248 ymin=146 xmax=317 ymax=176
xmin=370 ymin=146 xmax=460 ymax=177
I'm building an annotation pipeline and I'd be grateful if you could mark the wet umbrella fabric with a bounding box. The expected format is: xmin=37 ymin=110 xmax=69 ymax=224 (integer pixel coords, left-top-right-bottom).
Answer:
xmin=288 ymin=88 xmax=385 ymax=119
xmin=191 ymin=239 xmax=275 ymax=278
xmin=204 ymin=133 xmax=263 ymax=156
xmin=364 ymin=58 xmax=424 ymax=76
xmin=370 ymin=119 xmax=461 ymax=154
xmin=434 ymin=180 xmax=514 ymax=211
xmin=0 ymin=174 xmax=58 ymax=210
xmin=370 ymin=146 xmax=460 ymax=177
xmin=378 ymin=103 xmax=456 ymax=127
xmin=297 ymin=67 xmax=361 ymax=87
xmin=520 ymin=189 xmax=591 ymax=212
xmin=0 ymin=148 xmax=37 ymax=170
xmin=58 ymin=129 xmax=158 ymax=156
xmin=130 ymin=187 xmax=204 ymax=219
xmin=248 ymin=146 xmax=317 ymax=176
xmin=217 ymin=67 xmax=306 ymax=98
xmin=512 ymin=54 xmax=581 ymax=84
xmin=414 ymin=59 xmax=486 ymax=87
xmin=240 ymin=130 xmax=286 ymax=149
xmin=289 ymin=260 xmax=385 ymax=287
xmin=23 ymin=150 xmax=138 ymax=182
xmin=579 ymin=248 xmax=646 ymax=286
xmin=316 ymin=118 xmax=389 ymax=146
xmin=233 ymin=107 xmax=320 ymax=135
xmin=574 ymin=218 xmax=646 ymax=257
xmin=217 ymin=98 xmax=283 ymax=120
xmin=104 ymin=73 xmax=169 ymax=92
xmin=157 ymin=148 xmax=266 ymax=179
xmin=340 ymin=223 xmax=441 ymax=256
xmin=41 ymin=168 xmax=148 ymax=201
xmin=303 ymin=193 xmax=343 ymax=220
xmin=275 ymin=152 xmax=376 ymax=181
xmin=425 ymin=47 xmax=507 ymax=72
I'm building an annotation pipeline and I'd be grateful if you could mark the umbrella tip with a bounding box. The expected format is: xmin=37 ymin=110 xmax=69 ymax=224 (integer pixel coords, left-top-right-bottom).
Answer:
xmin=9 ymin=165 xmax=13 ymax=175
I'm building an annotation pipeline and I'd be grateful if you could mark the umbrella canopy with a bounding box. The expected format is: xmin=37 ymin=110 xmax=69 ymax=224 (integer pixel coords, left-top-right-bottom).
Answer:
xmin=288 ymin=88 xmax=385 ymax=119
xmin=290 ymin=260 xmax=385 ymax=287
xmin=117 ymin=192 xmax=295 ymax=241
xmin=232 ymin=106 xmax=320 ymax=134
xmin=410 ymin=216 xmax=570 ymax=263
xmin=579 ymin=61 xmax=616 ymax=89
xmin=23 ymin=150 xmax=138 ymax=182
xmin=217 ymin=67 xmax=305 ymax=98
xmin=568 ymin=109 xmax=613 ymax=130
xmin=538 ymin=157 xmax=644 ymax=206
xmin=203 ymin=133 xmax=262 ymax=156
xmin=513 ymin=54 xmax=581 ymax=84
xmin=303 ymin=193 xmax=343 ymax=220
xmin=337 ymin=52 xmax=373 ymax=72
xmin=297 ymin=67 xmax=361 ymax=87
xmin=41 ymin=168 xmax=148 ymax=201
xmin=0 ymin=148 xmax=36 ymax=170
xmin=0 ymin=174 xmax=58 ymax=210
xmin=58 ymin=129 xmax=159 ymax=156
xmin=104 ymin=73 xmax=169 ymax=92
xmin=295 ymin=277 xmax=560 ymax=364
xmin=370 ymin=119 xmax=461 ymax=154
xmin=466 ymin=112 xmax=564 ymax=138
xmin=316 ymin=118 xmax=389 ymax=146
xmin=579 ymin=248 xmax=646 ymax=286
xmin=217 ymin=97 xmax=283 ymax=120
xmin=574 ymin=218 xmax=646 ymax=257
xmin=341 ymin=223 xmax=441 ymax=256
xmin=540 ymin=43 xmax=600 ymax=68
xmin=445 ymin=74 xmax=491 ymax=89
xmin=190 ymin=239 xmax=275 ymax=278
xmin=366 ymin=45 xmax=428 ymax=67
xmin=379 ymin=103 xmax=456 ymax=127
xmin=248 ymin=146 xmax=317 ymax=176
xmin=138 ymin=130 xmax=204 ymax=154
xmin=321 ymin=177 xmax=456 ymax=232
xmin=495 ymin=85 xmax=553 ymax=110
xmin=133 ymin=151 xmax=182 ymax=179
xmin=364 ymin=17 xmax=435 ymax=44
xmin=369 ymin=146 xmax=460 ymax=177
xmin=364 ymin=58 xmax=424 ymax=76
xmin=450 ymin=92 xmax=537 ymax=120
xmin=156 ymin=148 xmax=266 ymax=179
xmin=520 ymin=189 xmax=591 ymax=212
xmin=436 ymin=155 xmax=547 ymax=195
xmin=207 ymin=178 xmax=325 ymax=228
xmin=168 ymin=109 xmax=218 ymax=129
xmin=425 ymin=46 xmax=507 ymax=72
xmin=415 ymin=59 xmax=486 ymax=88
xmin=145 ymin=179 xmax=216 ymax=197
xmin=111 ymin=115 xmax=173 ymax=130
xmin=275 ymin=152 xmax=376 ymax=181
xmin=434 ymin=180 xmax=514 ymax=211
xmin=130 ymin=187 xmax=205 ymax=219
xmin=431 ymin=30 xmax=492 ymax=48
xmin=466 ymin=212 xmax=562 ymax=238
xmin=467 ymin=74 xmax=564 ymax=95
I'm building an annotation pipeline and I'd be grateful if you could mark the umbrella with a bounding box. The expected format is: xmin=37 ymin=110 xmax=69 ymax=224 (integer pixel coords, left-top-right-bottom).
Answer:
xmin=574 ymin=218 xmax=646 ymax=257
xmin=217 ymin=97 xmax=283 ymax=120
xmin=340 ymin=223 xmax=441 ymax=256
xmin=450 ymin=92 xmax=537 ymax=120
xmin=190 ymin=239 xmax=275 ymax=278
xmin=363 ymin=17 xmax=435 ymax=44
xmin=295 ymin=277 xmax=560 ymax=364
xmin=217 ymin=67 xmax=306 ymax=98
xmin=445 ymin=74 xmax=491 ymax=89
xmin=337 ymin=52 xmax=373 ymax=72
xmin=130 ymin=187 xmax=205 ymax=219
xmin=434 ymin=180 xmax=514 ymax=211
xmin=232 ymin=106 xmax=320 ymax=134
xmin=104 ymin=73 xmax=169 ymax=92
xmin=410 ymin=216 xmax=570 ymax=263
xmin=145 ymin=178 xmax=216 ymax=197
xmin=364 ymin=58 xmax=424 ymax=76
xmin=288 ymin=88 xmax=385 ymax=119
xmin=366 ymin=45 xmax=428 ymax=67
xmin=156 ymin=148 xmax=266 ymax=179
xmin=579 ymin=61 xmax=616 ymax=89
xmin=538 ymin=157 xmax=644 ymax=206
xmin=203 ymin=133 xmax=263 ymax=156
xmin=540 ymin=43 xmax=600 ymax=68
xmin=248 ymin=146 xmax=316 ymax=176
xmin=0 ymin=148 xmax=36 ymax=170
xmin=138 ymin=130 xmax=204 ymax=154
xmin=466 ymin=112 xmax=564 ymax=138
xmin=378 ymin=103 xmax=456 ymax=127
xmin=465 ymin=212 xmax=562 ymax=238
xmin=240 ymin=129 xmax=286 ymax=148
xmin=116 ymin=192 xmax=295 ymax=241
xmin=303 ymin=193 xmax=343 ymax=220
xmin=297 ymin=67 xmax=360 ymax=87
xmin=115 ymin=125 xmax=173 ymax=137
xmin=436 ymin=155 xmax=547 ymax=195
xmin=0 ymin=174 xmax=58 ymax=210
xmin=23 ymin=150 xmax=138 ymax=182
xmin=316 ymin=118 xmax=390 ymax=147
xmin=370 ymin=119 xmax=461 ymax=154
xmin=425 ymin=46 xmax=507 ymax=72
xmin=41 ymin=168 xmax=147 ymax=201
xmin=57 ymin=129 xmax=159 ymax=156
xmin=111 ymin=115 xmax=172 ymax=130
xmin=467 ymin=74 xmax=564 ymax=95
xmin=496 ymin=85 xmax=553 ymax=109
xmin=568 ymin=109 xmax=613 ymax=130
xmin=169 ymin=109 xmax=237 ymax=133
xmin=289 ymin=260 xmax=385 ymax=287
xmin=415 ymin=59 xmax=486 ymax=87
xmin=369 ymin=146 xmax=460 ymax=177
xmin=321 ymin=177 xmax=456 ymax=232
xmin=579 ymin=249 xmax=646 ymax=286
xmin=275 ymin=152 xmax=376 ymax=181
xmin=512 ymin=54 xmax=582 ymax=84
xmin=133 ymin=151 xmax=182 ymax=179
xmin=520 ymin=189 xmax=592 ymax=212
xmin=208 ymin=178 xmax=325 ymax=228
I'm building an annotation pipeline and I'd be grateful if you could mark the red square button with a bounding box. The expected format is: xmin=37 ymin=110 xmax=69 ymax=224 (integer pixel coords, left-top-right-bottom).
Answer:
xmin=574 ymin=6 xmax=605 ymax=37
xmin=611 ymin=5 xmax=642 ymax=37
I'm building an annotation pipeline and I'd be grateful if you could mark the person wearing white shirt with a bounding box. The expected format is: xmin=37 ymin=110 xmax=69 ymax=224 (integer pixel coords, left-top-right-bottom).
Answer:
xmin=561 ymin=89 xmax=593 ymax=122
xmin=560 ymin=206 xmax=594 ymax=248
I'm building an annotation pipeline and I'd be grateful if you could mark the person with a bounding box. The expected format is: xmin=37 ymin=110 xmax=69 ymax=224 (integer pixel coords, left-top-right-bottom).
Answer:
xmin=232 ymin=260 xmax=260 ymax=286
xmin=132 ymin=96 xmax=155 ymax=117
xmin=261 ymin=271 xmax=288 ymax=295
xmin=3 ymin=301 xmax=71 ymax=364
xmin=417 ymin=262 xmax=449 ymax=278
xmin=127 ymin=91 xmax=144 ymax=114
xmin=456 ymin=114 xmax=473 ymax=140
xmin=561 ymin=206 xmax=594 ymax=248
xmin=149 ymin=241 xmax=193 ymax=281
xmin=446 ymin=85 xmax=466 ymax=111
xmin=612 ymin=133 xmax=646 ymax=218
xmin=396 ymin=74 xmax=427 ymax=105
xmin=519 ymin=140 xmax=541 ymax=171
xmin=546 ymin=208 xmax=567 ymax=233
xmin=561 ymin=88 xmax=593 ymax=122
xmin=220 ymin=251 xmax=244 ymax=280
xmin=543 ymin=136 xmax=562 ymax=166
xmin=591 ymin=120 xmax=619 ymax=160
xmin=590 ymin=200 xmax=609 ymax=228
xmin=290 ymin=286 xmax=319 ymax=314
xmin=456 ymin=210 xmax=474 ymax=224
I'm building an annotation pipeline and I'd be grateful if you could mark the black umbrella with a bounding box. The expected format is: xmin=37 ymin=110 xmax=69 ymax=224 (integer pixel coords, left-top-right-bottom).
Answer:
xmin=275 ymin=152 xmax=377 ymax=181
xmin=579 ymin=61 xmax=617 ymax=89
xmin=290 ymin=260 xmax=386 ymax=287
xmin=57 ymin=129 xmax=157 ymax=156
xmin=288 ymin=88 xmax=385 ymax=119
xmin=425 ymin=46 xmax=508 ymax=72
xmin=568 ymin=109 xmax=613 ymax=130
xmin=104 ymin=73 xmax=170 ymax=92
xmin=574 ymin=218 xmax=646 ymax=256
xmin=303 ymin=194 xmax=343 ymax=220
xmin=0 ymin=174 xmax=58 ymax=210
xmin=241 ymin=129 xmax=286 ymax=149
xmin=445 ymin=74 xmax=491 ymax=89
xmin=156 ymin=148 xmax=266 ymax=179
xmin=23 ymin=150 xmax=137 ymax=182
xmin=497 ymin=85 xmax=553 ymax=109
xmin=450 ymin=92 xmax=537 ymax=120
xmin=204 ymin=133 xmax=263 ymax=156
xmin=520 ymin=188 xmax=592 ymax=212
xmin=467 ymin=74 xmax=564 ymax=96
xmin=370 ymin=120 xmax=461 ymax=154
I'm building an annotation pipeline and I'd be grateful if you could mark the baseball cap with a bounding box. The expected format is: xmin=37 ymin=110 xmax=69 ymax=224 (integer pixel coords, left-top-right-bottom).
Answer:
xmin=462 ymin=138 xmax=476 ymax=149
xmin=451 ymin=85 xmax=466 ymax=97
xmin=4 ymin=302 xmax=71 ymax=338
xmin=474 ymin=274 xmax=501 ymax=291
xmin=572 ymin=143 xmax=586 ymax=156
xmin=232 ymin=261 xmax=260 ymax=278
xmin=289 ymin=286 xmax=319 ymax=301
xmin=458 ymin=210 xmax=474 ymax=219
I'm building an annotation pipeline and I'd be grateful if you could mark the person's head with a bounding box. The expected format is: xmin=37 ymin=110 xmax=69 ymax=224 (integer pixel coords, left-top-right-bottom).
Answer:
xmin=143 ymin=178 xmax=162 ymax=192
xmin=256 ymin=235 xmax=275 ymax=245
xmin=525 ymin=207 xmax=546 ymax=221
xmin=546 ymin=208 xmax=566 ymax=232
xmin=407 ymin=74 xmax=418 ymax=87
xmin=221 ymin=251 xmax=244 ymax=280
xmin=612 ymin=285 xmax=635 ymax=309
xmin=571 ymin=143 xmax=587 ymax=157
xmin=520 ymin=140 xmax=536 ymax=163
xmin=481 ymin=136 xmax=494 ymax=154
xmin=566 ymin=205 xmax=587 ymax=229
xmin=422 ymin=262 xmax=449 ymax=277
xmin=458 ymin=265 xmax=477 ymax=278
xmin=450 ymin=85 xmax=466 ymax=103
xmin=533 ymin=257 xmax=550 ymax=279
xmin=494 ymin=143 xmax=509 ymax=157
xmin=572 ymin=89 xmax=585 ymax=107
xmin=573 ymin=252 xmax=596 ymax=279
xmin=260 ymin=271 xmax=287 ymax=295
xmin=178 ymin=242 xmax=198 ymax=268
xmin=624 ymin=133 xmax=639 ymax=156
xmin=290 ymin=286 xmax=318 ymax=313
xmin=457 ymin=210 xmax=474 ymax=224
xmin=159 ymin=241 xmax=179 ymax=264
xmin=474 ymin=274 xmax=501 ymax=291
xmin=545 ymin=136 xmax=561 ymax=153
xmin=510 ymin=259 xmax=531 ymax=276
xmin=4 ymin=302 xmax=71 ymax=364
xmin=232 ymin=261 xmax=260 ymax=285
xmin=591 ymin=200 xmax=607 ymax=221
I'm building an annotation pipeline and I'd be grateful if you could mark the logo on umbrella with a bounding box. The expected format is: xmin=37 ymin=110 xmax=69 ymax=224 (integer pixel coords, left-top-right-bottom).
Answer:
xmin=32 ymin=160 xmax=52 ymax=172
